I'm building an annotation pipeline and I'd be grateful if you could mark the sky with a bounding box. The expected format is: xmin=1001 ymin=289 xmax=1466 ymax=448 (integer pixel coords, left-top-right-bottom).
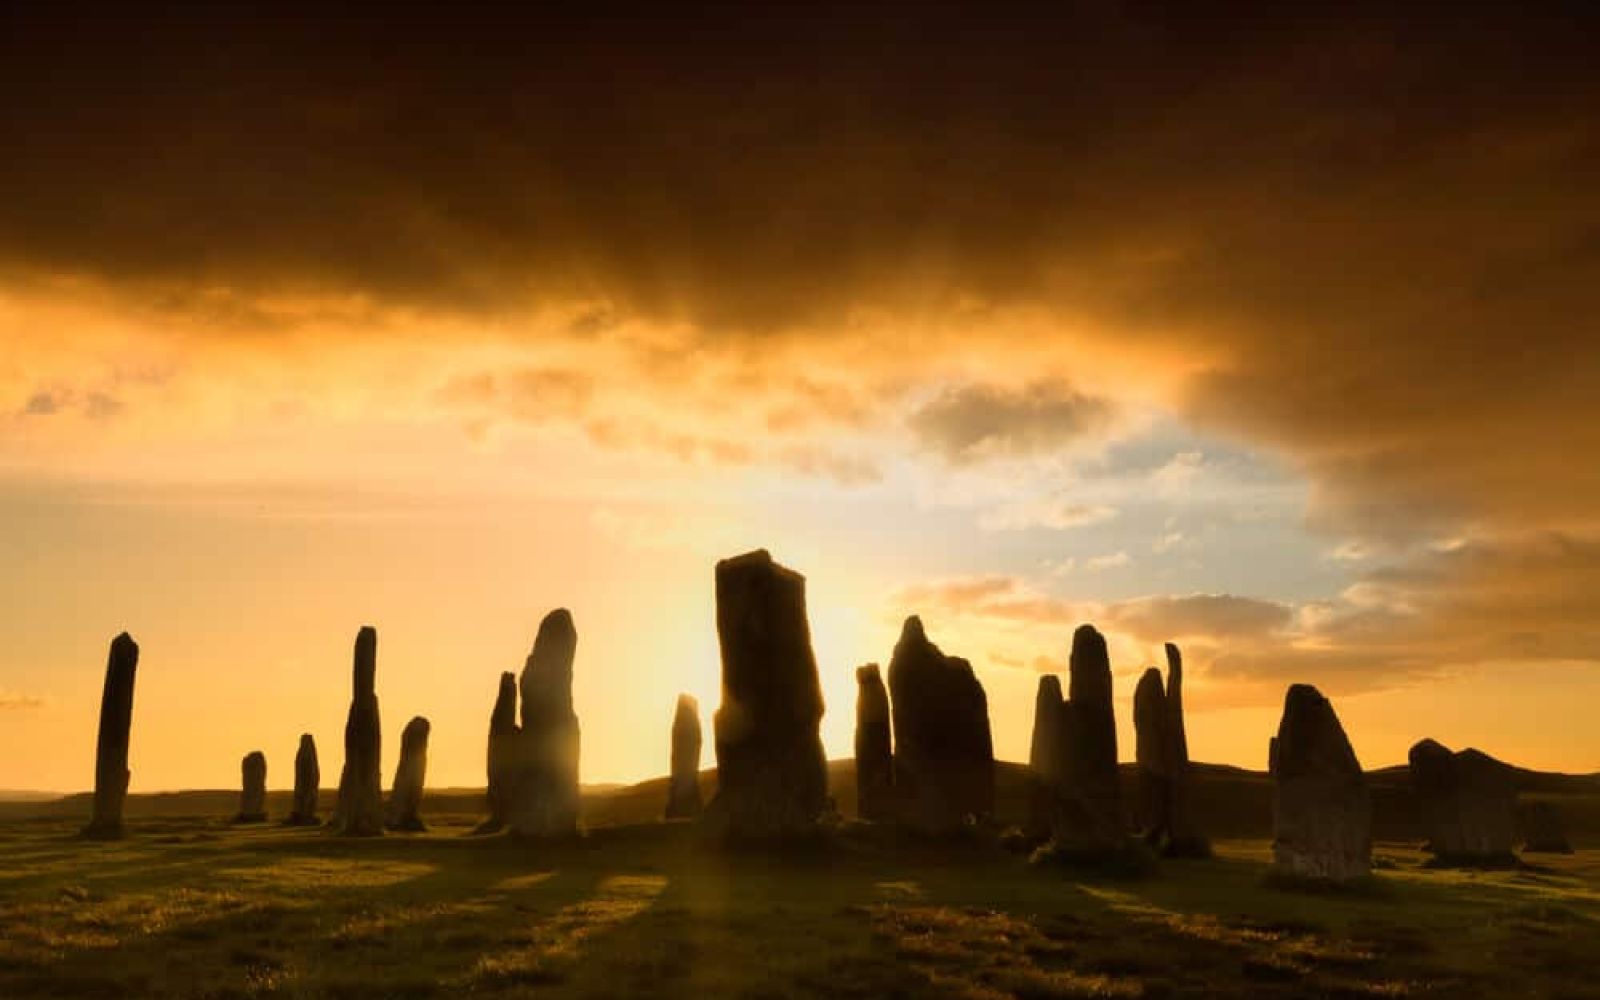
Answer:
xmin=2 ymin=3 xmax=1598 ymax=792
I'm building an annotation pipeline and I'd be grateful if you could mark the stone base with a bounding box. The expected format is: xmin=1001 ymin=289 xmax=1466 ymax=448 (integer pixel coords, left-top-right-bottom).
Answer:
xmin=232 ymin=813 xmax=268 ymax=824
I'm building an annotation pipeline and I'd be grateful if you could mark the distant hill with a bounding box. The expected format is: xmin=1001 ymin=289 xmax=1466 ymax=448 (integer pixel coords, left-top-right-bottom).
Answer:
xmin=3 ymin=758 xmax=1595 ymax=846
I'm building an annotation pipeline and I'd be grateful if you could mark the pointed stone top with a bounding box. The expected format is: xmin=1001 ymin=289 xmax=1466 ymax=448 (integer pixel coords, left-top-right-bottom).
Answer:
xmin=400 ymin=716 xmax=431 ymax=748
xmin=1071 ymin=623 xmax=1107 ymax=653
xmin=1135 ymin=666 xmax=1165 ymax=698
xmin=900 ymin=615 xmax=926 ymax=643
xmin=112 ymin=631 xmax=137 ymax=650
xmin=538 ymin=608 xmax=575 ymax=636
xmin=352 ymin=626 xmax=377 ymax=695
xmin=243 ymin=749 xmax=266 ymax=764
xmin=298 ymin=733 xmax=316 ymax=749
xmin=1036 ymin=674 xmax=1063 ymax=700
xmin=856 ymin=663 xmax=882 ymax=684
xmin=676 ymin=692 xmax=699 ymax=713
xmin=1164 ymin=642 xmax=1182 ymax=678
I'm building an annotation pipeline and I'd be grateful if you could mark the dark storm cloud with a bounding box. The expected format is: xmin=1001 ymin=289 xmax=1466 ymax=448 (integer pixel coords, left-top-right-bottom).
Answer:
xmin=2 ymin=2 xmax=1597 ymax=537
xmin=908 ymin=381 xmax=1114 ymax=463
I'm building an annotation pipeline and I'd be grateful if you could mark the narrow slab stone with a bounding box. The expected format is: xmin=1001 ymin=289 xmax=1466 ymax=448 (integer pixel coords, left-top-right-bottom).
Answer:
xmin=479 ymin=671 xmax=519 ymax=833
xmin=334 ymin=626 xmax=384 ymax=836
xmin=84 ymin=632 xmax=139 ymax=839
xmin=235 ymin=751 xmax=268 ymax=823
xmin=286 ymin=734 xmax=321 ymax=826
xmin=854 ymin=664 xmax=893 ymax=823
xmin=386 ymin=716 xmax=431 ymax=832
xmin=1027 ymin=674 xmax=1066 ymax=837
xmin=666 ymin=693 xmax=704 ymax=819
xmin=507 ymin=609 xmax=581 ymax=838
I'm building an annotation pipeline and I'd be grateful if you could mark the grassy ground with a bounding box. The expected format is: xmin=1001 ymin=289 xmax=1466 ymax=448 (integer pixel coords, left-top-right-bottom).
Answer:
xmin=1 ymin=806 xmax=1597 ymax=998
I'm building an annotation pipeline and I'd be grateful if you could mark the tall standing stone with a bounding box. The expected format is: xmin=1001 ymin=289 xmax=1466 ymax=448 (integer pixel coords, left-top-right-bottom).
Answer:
xmin=286 ymin=734 xmax=321 ymax=826
xmin=887 ymin=617 xmax=994 ymax=833
xmin=1162 ymin=643 xmax=1209 ymax=857
xmin=1047 ymin=624 xmax=1124 ymax=855
xmin=1132 ymin=667 xmax=1170 ymax=844
xmin=507 ymin=609 xmax=581 ymax=838
xmin=1270 ymin=684 xmax=1370 ymax=882
xmin=1408 ymin=739 xmax=1517 ymax=865
xmin=84 ymin=632 xmax=139 ymax=838
xmin=854 ymin=664 xmax=893 ymax=822
xmin=386 ymin=716 xmax=431 ymax=832
xmin=235 ymin=751 xmax=268 ymax=823
xmin=1027 ymin=674 xmax=1066 ymax=837
xmin=334 ymin=626 xmax=384 ymax=837
xmin=479 ymin=671 xmax=519 ymax=832
xmin=706 ymin=550 xmax=828 ymax=840
xmin=666 ymin=693 xmax=704 ymax=819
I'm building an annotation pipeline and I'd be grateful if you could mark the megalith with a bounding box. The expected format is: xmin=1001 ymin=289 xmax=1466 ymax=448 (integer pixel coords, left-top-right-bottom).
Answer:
xmin=478 ymin=671 xmax=519 ymax=833
xmin=84 ymin=632 xmax=139 ymax=839
xmin=887 ymin=617 xmax=994 ymax=833
xmin=854 ymin=664 xmax=894 ymax=822
xmin=333 ymin=626 xmax=384 ymax=836
xmin=386 ymin=716 xmax=431 ymax=832
xmin=286 ymin=734 xmax=321 ymax=826
xmin=1046 ymin=624 xmax=1124 ymax=856
xmin=1269 ymin=684 xmax=1371 ymax=882
xmin=1161 ymin=643 xmax=1209 ymax=857
xmin=1408 ymin=739 xmax=1518 ymax=865
xmin=1132 ymin=667 xmax=1170 ymax=844
xmin=235 ymin=750 xmax=268 ymax=823
xmin=507 ymin=609 xmax=581 ymax=838
xmin=1027 ymin=674 xmax=1066 ymax=837
xmin=666 ymin=693 xmax=704 ymax=819
xmin=706 ymin=549 xmax=828 ymax=840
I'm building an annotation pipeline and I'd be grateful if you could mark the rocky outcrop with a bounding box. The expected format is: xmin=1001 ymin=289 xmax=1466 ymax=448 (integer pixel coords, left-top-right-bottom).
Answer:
xmin=706 ymin=550 xmax=829 ymax=840
xmin=507 ymin=610 xmax=582 ymax=839
xmin=235 ymin=751 xmax=268 ymax=823
xmin=1269 ymin=684 xmax=1370 ymax=882
xmin=666 ymin=693 xmax=704 ymax=819
xmin=854 ymin=664 xmax=893 ymax=822
xmin=84 ymin=632 xmax=139 ymax=839
xmin=386 ymin=716 xmax=431 ymax=832
xmin=1409 ymin=739 xmax=1518 ymax=866
xmin=888 ymin=617 xmax=994 ymax=834
xmin=286 ymin=734 xmax=320 ymax=826
xmin=334 ymin=626 xmax=384 ymax=837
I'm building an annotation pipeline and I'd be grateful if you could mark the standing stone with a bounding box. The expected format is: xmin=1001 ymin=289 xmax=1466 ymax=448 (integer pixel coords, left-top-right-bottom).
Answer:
xmin=854 ymin=665 xmax=893 ymax=822
xmin=1408 ymin=739 xmax=1518 ymax=865
xmin=1132 ymin=667 xmax=1170 ymax=844
xmin=507 ymin=609 xmax=581 ymax=838
xmin=1520 ymin=801 xmax=1574 ymax=854
xmin=84 ymin=632 xmax=139 ymax=838
xmin=1162 ymin=643 xmax=1209 ymax=857
xmin=888 ymin=617 xmax=994 ymax=833
xmin=386 ymin=716 xmax=431 ymax=832
xmin=1027 ymin=674 xmax=1067 ymax=837
xmin=286 ymin=734 xmax=321 ymax=826
xmin=334 ymin=626 xmax=384 ymax=837
xmin=1269 ymin=684 xmax=1370 ymax=882
xmin=666 ymin=694 xmax=704 ymax=819
xmin=1047 ymin=624 xmax=1124 ymax=856
xmin=235 ymin=751 xmax=268 ymax=823
xmin=706 ymin=550 xmax=828 ymax=841
xmin=478 ymin=672 xmax=520 ymax=833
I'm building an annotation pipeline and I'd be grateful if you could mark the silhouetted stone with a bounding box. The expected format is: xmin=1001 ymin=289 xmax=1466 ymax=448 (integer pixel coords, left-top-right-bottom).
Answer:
xmin=1270 ymin=684 xmax=1370 ymax=882
xmin=1133 ymin=667 xmax=1169 ymax=844
xmin=479 ymin=671 xmax=519 ymax=833
xmin=235 ymin=751 xmax=268 ymax=823
xmin=1409 ymin=739 xmax=1518 ymax=866
xmin=706 ymin=550 xmax=828 ymax=840
xmin=84 ymin=632 xmax=139 ymax=839
xmin=286 ymin=734 xmax=320 ymax=826
xmin=334 ymin=626 xmax=384 ymax=837
xmin=386 ymin=716 xmax=431 ymax=832
xmin=1162 ymin=643 xmax=1209 ymax=857
xmin=854 ymin=664 xmax=893 ymax=822
xmin=507 ymin=609 xmax=581 ymax=838
xmin=666 ymin=694 xmax=704 ymax=819
xmin=1046 ymin=625 xmax=1125 ymax=857
xmin=888 ymin=617 xmax=994 ymax=834
xmin=1027 ymin=675 xmax=1066 ymax=837
xmin=1520 ymin=800 xmax=1574 ymax=854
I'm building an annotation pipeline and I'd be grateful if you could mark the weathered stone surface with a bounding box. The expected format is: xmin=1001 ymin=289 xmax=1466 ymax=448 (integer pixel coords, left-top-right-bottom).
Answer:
xmin=480 ymin=671 xmax=519 ymax=832
xmin=1162 ymin=643 xmax=1209 ymax=857
xmin=286 ymin=734 xmax=320 ymax=826
xmin=706 ymin=550 xmax=828 ymax=840
xmin=334 ymin=626 xmax=384 ymax=837
xmin=1270 ymin=684 xmax=1370 ymax=882
xmin=386 ymin=716 xmax=431 ymax=832
xmin=854 ymin=664 xmax=893 ymax=822
xmin=1047 ymin=625 xmax=1124 ymax=855
xmin=1133 ymin=667 xmax=1170 ymax=844
xmin=507 ymin=609 xmax=581 ymax=838
xmin=888 ymin=616 xmax=994 ymax=833
xmin=84 ymin=632 xmax=139 ymax=838
xmin=1520 ymin=800 xmax=1574 ymax=854
xmin=666 ymin=693 xmax=704 ymax=819
xmin=235 ymin=751 xmax=268 ymax=823
xmin=1409 ymin=739 xmax=1518 ymax=865
xmin=1027 ymin=674 xmax=1066 ymax=837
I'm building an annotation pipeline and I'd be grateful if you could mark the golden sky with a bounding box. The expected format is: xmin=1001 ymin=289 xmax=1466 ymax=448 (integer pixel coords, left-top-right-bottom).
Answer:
xmin=2 ymin=4 xmax=1598 ymax=791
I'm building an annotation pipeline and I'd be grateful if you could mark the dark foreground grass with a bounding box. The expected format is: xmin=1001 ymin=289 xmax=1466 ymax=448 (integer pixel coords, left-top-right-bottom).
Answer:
xmin=1 ymin=811 xmax=1597 ymax=998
